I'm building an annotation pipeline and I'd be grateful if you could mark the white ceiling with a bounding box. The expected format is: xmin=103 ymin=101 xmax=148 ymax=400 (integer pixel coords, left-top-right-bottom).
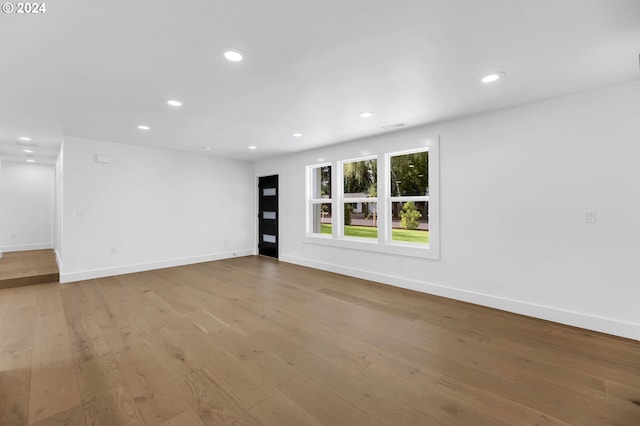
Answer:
xmin=1 ymin=0 xmax=639 ymax=164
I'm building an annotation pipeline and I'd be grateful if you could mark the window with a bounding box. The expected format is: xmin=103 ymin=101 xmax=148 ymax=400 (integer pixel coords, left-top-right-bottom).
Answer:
xmin=389 ymin=150 xmax=428 ymax=245
xmin=342 ymin=157 xmax=377 ymax=240
xmin=305 ymin=137 xmax=439 ymax=259
xmin=308 ymin=165 xmax=332 ymax=236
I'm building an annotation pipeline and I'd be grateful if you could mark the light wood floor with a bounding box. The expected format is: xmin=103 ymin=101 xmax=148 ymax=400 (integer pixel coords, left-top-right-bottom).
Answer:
xmin=0 ymin=250 xmax=59 ymax=290
xmin=0 ymin=256 xmax=638 ymax=425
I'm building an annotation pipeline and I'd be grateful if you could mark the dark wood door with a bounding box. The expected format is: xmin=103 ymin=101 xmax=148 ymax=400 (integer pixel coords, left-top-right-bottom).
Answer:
xmin=258 ymin=175 xmax=278 ymax=258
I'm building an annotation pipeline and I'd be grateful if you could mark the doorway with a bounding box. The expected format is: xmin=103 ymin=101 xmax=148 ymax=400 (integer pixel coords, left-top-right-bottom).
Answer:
xmin=258 ymin=175 xmax=278 ymax=259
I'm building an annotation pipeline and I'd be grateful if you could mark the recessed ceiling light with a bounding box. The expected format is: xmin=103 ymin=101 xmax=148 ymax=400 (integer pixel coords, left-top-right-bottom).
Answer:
xmin=317 ymin=158 xmax=325 ymax=162
xmin=292 ymin=132 xmax=303 ymax=138
xmin=248 ymin=145 xmax=257 ymax=150
xmin=358 ymin=111 xmax=374 ymax=118
xmin=201 ymin=146 xmax=211 ymax=151
xmin=223 ymin=49 xmax=244 ymax=62
xmin=26 ymin=159 xmax=35 ymax=163
xmin=23 ymin=149 xmax=34 ymax=153
xmin=481 ymin=72 xmax=505 ymax=83
xmin=167 ymin=99 xmax=182 ymax=107
xmin=137 ymin=125 xmax=150 ymax=130
xmin=19 ymin=136 xmax=32 ymax=141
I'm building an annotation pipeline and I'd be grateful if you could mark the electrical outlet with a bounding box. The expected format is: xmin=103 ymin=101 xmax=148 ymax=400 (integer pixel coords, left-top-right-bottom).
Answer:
xmin=9 ymin=233 xmax=16 ymax=240
xmin=111 ymin=248 xmax=118 ymax=255
xmin=584 ymin=210 xmax=596 ymax=224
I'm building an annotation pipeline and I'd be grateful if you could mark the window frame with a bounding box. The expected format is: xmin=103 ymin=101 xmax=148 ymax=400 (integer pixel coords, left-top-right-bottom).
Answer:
xmin=305 ymin=137 xmax=439 ymax=260
xmin=306 ymin=163 xmax=333 ymax=239
xmin=386 ymin=148 xmax=430 ymax=247
xmin=340 ymin=156 xmax=378 ymax=241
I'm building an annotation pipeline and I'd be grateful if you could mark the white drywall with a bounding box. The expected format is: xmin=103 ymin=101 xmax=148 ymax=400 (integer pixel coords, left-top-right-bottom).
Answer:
xmin=0 ymin=161 xmax=55 ymax=252
xmin=61 ymin=137 xmax=255 ymax=282
xmin=0 ymin=161 xmax=2 ymax=259
xmin=255 ymin=80 xmax=640 ymax=340
xmin=54 ymin=146 xmax=64 ymax=269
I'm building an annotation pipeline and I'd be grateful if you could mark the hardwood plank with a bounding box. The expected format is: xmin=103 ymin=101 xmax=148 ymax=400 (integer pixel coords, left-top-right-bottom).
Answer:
xmin=0 ymin=348 xmax=32 ymax=426
xmin=491 ymin=335 xmax=640 ymax=389
xmin=114 ymin=343 xmax=191 ymax=425
xmin=76 ymin=354 xmax=126 ymax=401
xmin=0 ymin=250 xmax=59 ymax=289
xmin=30 ymin=404 xmax=86 ymax=426
xmin=162 ymin=323 xmax=279 ymax=409
xmin=181 ymin=369 xmax=260 ymax=426
xmin=157 ymin=409 xmax=205 ymax=426
xmin=209 ymin=326 xmax=380 ymax=425
xmin=0 ymin=256 xmax=637 ymax=425
xmin=317 ymin=287 xmax=420 ymax=320
xmin=358 ymin=363 xmax=509 ymax=426
xmin=249 ymin=350 xmax=381 ymax=425
xmin=184 ymin=309 xmax=229 ymax=334
xmin=81 ymin=382 xmax=145 ymax=426
xmin=172 ymin=285 xmax=264 ymax=336
xmin=604 ymin=380 xmax=640 ymax=412
xmin=61 ymin=284 xmax=111 ymax=364
xmin=510 ymin=369 xmax=640 ymax=425
xmin=28 ymin=284 xmax=81 ymax=424
xmin=0 ymin=274 xmax=58 ymax=290
xmin=279 ymin=319 xmax=444 ymax=387
xmin=0 ymin=287 xmax=37 ymax=425
xmin=433 ymin=375 xmax=570 ymax=426
xmin=251 ymin=329 xmax=434 ymax=425
xmin=250 ymin=391 xmax=323 ymax=426
xmin=370 ymin=319 xmax=518 ymax=380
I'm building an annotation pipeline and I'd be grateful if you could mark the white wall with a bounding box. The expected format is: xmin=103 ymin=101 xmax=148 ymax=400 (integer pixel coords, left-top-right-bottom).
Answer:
xmin=61 ymin=137 xmax=255 ymax=282
xmin=0 ymin=161 xmax=55 ymax=252
xmin=255 ymin=80 xmax=640 ymax=340
xmin=0 ymin=161 xmax=2 ymax=258
xmin=53 ymin=146 xmax=64 ymax=269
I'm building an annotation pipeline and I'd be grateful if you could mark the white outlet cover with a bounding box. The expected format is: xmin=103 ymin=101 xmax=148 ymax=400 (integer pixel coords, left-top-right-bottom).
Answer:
xmin=584 ymin=210 xmax=597 ymax=223
xmin=96 ymin=155 xmax=112 ymax=164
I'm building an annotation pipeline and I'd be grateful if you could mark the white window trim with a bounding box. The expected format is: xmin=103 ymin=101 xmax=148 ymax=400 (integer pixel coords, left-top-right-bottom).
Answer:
xmin=305 ymin=137 xmax=439 ymax=260
xmin=306 ymin=163 xmax=333 ymax=239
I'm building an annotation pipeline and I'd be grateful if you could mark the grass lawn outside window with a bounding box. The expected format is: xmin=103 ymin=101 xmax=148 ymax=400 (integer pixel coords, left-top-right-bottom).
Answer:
xmin=320 ymin=224 xmax=429 ymax=244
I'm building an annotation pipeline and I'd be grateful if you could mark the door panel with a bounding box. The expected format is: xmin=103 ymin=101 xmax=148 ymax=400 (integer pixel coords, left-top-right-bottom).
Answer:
xmin=258 ymin=175 xmax=278 ymax=258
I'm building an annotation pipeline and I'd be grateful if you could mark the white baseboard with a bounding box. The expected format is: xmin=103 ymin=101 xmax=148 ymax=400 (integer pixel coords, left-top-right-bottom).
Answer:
xmin=281 ymin=254 xmax=640 ymax=341
xmin=60 ymin=249 xmax=254 ymax=284
xmin=0 ymin=243 xmax=54 ymax=252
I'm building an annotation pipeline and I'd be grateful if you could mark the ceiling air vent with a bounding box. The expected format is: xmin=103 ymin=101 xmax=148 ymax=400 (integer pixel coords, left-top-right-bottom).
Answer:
xmin=381 ymin=122 xmax=406 ymax=130
xmin=16 ymin=141 xmax=38 ymax=147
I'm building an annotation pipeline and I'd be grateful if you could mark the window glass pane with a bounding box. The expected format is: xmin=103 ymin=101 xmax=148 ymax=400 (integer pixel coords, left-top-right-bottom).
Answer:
xmin=391 ymin=201 xmax=428 ymax=244
xmin=263 ymin=211 xmax=276 ymax=220
xmin=311 ymin=166 xmax=332 ymax=199
xmin=263 ymin=188 xmax=276 ymax=196
xmin=344 ymin=159 xmax=377 ymax=198
xmin=311 ymin=203 xmax=332 ymax=235
xmin=390 ymin=151 xmax=428 ymax=196
xmin=262 ymin=234 xmax=276 ymax=243
xmin=344 ymin=202 xmax=378 ymax=239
